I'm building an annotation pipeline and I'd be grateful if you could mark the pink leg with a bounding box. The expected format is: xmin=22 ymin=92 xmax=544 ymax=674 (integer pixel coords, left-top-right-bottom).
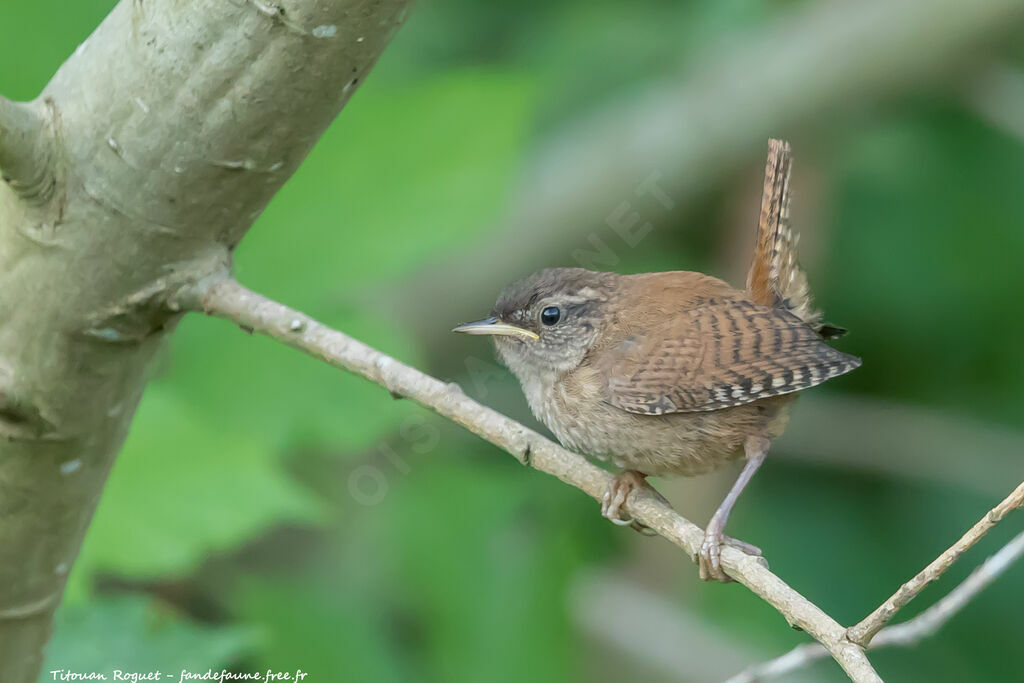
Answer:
xmin=699 ymin=436 xmax=770 ymax=582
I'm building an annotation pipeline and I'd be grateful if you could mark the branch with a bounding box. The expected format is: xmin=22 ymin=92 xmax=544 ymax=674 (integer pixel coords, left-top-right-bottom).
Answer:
xmin=179 ymin=277 xmax=881 ymax=683
xmin=847 ymin=480 xmax=1024 ymax=645
xmin=0 ymin=96 xmax=52 ymax=201
xmin=729 ymin=528 xmax=1024 ymax=683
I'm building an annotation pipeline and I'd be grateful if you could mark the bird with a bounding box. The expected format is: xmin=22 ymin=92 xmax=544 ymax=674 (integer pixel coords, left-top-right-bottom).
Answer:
xmin=452 ymin=141 xmax=860 ymax=581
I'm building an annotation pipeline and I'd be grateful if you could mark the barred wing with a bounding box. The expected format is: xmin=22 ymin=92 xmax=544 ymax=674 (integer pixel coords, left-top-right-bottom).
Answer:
xmin=605 ymin=299 xmax=860 ymax=415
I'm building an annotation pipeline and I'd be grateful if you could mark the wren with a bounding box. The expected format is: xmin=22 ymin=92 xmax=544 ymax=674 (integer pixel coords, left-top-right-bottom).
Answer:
xmin=453 ymin=144 xmax=860 ymax=581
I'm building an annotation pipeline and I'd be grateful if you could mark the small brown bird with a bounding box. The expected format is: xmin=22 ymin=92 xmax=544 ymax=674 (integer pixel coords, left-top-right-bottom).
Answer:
xmin=453 ymin=142 xmax=860 ymax=581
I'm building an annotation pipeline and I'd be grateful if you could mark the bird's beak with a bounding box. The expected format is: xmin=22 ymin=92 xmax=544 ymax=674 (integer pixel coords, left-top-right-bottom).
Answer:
xmin=451 ymin=316 xmax=539 ymax=340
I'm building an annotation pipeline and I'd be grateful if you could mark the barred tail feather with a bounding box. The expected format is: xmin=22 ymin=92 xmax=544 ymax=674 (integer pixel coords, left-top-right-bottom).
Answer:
xmin=746 ymin=139 xmax=826 ymax=333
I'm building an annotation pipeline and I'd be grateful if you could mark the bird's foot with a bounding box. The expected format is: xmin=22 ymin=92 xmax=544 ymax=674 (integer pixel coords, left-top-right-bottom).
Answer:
xmin=699 ymin=528 xmax=729 ymax=582
xmin=698 ymin=530 xmax=765 ymax=583
xmin=601 ymin=470 xmax=669 ymax=534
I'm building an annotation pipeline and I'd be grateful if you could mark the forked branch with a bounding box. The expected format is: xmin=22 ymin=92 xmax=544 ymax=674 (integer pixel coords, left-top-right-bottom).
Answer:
xmin=730 ymin=526 xmax=1024 ymax=682
xmin=848 ymin=479 xmax=1024 ymax=645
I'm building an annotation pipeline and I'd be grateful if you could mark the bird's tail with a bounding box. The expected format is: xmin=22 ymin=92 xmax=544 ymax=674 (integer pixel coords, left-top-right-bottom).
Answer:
xmin=745 ymin=140 xmax=843 ymax=338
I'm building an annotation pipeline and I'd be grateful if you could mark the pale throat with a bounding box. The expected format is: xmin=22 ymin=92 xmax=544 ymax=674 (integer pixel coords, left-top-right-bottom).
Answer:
xmin=494 ymin=340 xmax=565 ymax=422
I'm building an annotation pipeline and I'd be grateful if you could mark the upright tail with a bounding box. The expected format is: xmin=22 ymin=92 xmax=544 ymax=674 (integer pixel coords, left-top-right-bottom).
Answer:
xmin=746 ymin=139 xmax=843 ymax=339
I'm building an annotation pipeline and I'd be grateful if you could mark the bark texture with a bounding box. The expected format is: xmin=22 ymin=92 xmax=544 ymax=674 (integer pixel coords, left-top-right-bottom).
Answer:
xmin=0 ymin=1 xmax=411 ymax=679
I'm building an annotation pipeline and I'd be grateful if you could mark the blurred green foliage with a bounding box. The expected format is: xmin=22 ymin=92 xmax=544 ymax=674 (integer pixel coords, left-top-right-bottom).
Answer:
xmin=2 ymin=1 xmax=1023 ymax=682
xmin=42 ymin=595 xmax=254 ymax=674
xmin=69 ymin=387 xmax=322 ymax=592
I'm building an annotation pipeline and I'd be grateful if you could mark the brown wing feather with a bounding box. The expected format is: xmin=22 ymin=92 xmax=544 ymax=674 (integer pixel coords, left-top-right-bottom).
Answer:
xmin=605 ymin=299 xmax=861 ymax=415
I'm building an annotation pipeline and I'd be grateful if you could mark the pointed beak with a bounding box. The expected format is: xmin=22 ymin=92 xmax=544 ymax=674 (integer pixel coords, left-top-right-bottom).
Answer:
xmin=451 ymin=316 xmax=539 ymax=340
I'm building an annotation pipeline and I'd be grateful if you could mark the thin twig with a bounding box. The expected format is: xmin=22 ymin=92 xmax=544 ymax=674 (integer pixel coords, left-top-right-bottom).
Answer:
xmin=179 ymin=277 xmax=880 ymax=683
xmin=728 ymin=528 xmax=1024 ymax=682
xmin=847 ymin=480 xmax=1024 ymax=646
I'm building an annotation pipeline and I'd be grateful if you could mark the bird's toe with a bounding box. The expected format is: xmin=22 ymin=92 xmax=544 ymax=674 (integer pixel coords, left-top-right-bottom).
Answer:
xmin=699 ymin=531 xmax=732 ymax=583
xmin=723 ymin=535 xmax=762 ymax=557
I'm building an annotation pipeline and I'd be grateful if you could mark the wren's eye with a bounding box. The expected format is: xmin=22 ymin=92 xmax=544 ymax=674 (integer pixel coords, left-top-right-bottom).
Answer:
xmin=540 ymin=306 xmax=561 ymax=326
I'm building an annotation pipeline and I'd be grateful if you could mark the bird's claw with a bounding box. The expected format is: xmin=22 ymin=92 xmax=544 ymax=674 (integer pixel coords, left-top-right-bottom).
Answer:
xmin=699 ymin=529 xmax=730 ymax=582
xmin=723 ymin=535 xmax=763 ymax=557
xmin=632 ymin=521 xmax=660 ymax=536
xmin=699 ymin=532 xmax=764 ymax=582
xmin=600 ymin=486 xmax=630 ymax=523
xmin=601 ymin=470 xmax=664 ymax=533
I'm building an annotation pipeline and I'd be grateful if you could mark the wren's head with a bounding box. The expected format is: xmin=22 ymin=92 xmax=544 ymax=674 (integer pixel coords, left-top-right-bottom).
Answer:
xmin=453 ymin=268 xmax=618 ymax=385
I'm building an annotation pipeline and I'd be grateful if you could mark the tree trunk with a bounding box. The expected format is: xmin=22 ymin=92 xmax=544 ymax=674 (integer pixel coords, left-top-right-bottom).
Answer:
xmin=0 ymin=1 xmax=411 ymax=679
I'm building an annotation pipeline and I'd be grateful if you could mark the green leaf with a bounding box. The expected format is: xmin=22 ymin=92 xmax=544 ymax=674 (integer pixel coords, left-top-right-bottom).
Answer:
xmin=41 ymin=594 xmax=254 ymax=680
xmin=69 ymin=387 xmax=322 ymax=588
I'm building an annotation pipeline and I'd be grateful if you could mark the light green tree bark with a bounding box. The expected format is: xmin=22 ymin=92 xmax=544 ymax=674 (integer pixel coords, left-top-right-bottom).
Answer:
xmin=0 ymin=1 xmax=411 ymax=680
